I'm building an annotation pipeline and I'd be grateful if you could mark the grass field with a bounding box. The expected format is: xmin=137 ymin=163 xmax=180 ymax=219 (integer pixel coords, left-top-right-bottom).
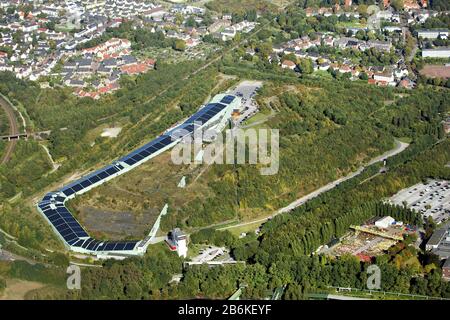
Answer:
xmin=223 ymin=220 xmax=264 ymax=237
xmin=0 ymin=278 xmax=46 ymax=300
xmin=419 ymin=64 xmax=450 ymax=79
xmin=68 ymin=149 xmax=217 ymax=239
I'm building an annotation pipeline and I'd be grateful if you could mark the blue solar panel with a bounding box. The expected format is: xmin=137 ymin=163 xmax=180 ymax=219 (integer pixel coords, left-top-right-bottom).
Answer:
xmin=67 ymin=238 xmax=79 ymax=245
xmin=89 ymin=175 xmax=101 ymax=183
xmin=40 ymin=204 xmax=50 ymax=211
xmin=64 ymin=233 xmax=78 ymax=242
xmin=53 ymin=218 xmax=66 ymax=227
xmin=82 ymin=238 xmax=94 ymax=248
xmin=71 ymin=184 xmax=83 ymax=192
xmin=132 ymin=154 xmax=144 ymax=161
xmin=47 ymin=213 xmax=59 ymax=221
xmin=139 ymin=150 xmax=151 ymax=157
xmin=106 ymin=167 xmax=118 ymax=175
xmin=62 ymin=188 xmax=75 ymax=197
xmin=59 ymin=228 xmax=73 ymax=237
xmin=221 ymin=95 xmax=235 ymax=104
xmin=76 ymin=231 xmax=89 ymax=238
xmin=72 ymin=239 xmax=84 ymax=247
xmin=87 ymin=240 xmax=99 ymax=250
xmin=103 ymin=243 xmax=116 ymax=251
xmin=125 ymin=242 xmax=136 ymax=250
xmin=113 ymin=243 xmax=126 ymax=250
xmin=80 ymin=180 xmax=92 ymax=188
xmin=146 ymin=146 xmax=158 ymax=153
xmin=97 ymin=171 xmax=109 ymax=179
xmin=124 ymin=158 xmax=138 ymax=166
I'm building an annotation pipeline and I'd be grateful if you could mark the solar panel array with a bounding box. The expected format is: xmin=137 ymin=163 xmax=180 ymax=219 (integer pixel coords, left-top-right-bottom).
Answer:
xmin=36 ymin=95 xmax=236 ymax=254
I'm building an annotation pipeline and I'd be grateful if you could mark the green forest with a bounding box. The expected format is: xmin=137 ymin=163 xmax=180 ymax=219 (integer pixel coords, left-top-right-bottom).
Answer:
xmin=161 ymin=75 xmax=448 ymax=229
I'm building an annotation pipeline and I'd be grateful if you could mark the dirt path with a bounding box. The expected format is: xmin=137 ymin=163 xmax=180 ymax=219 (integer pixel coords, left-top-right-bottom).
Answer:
xmin=0 ymin=94 xmax=19 ymax=164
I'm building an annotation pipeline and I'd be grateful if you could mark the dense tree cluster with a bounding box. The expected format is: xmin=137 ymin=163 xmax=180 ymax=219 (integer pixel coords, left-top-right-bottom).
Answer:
xmin=162 ymin=73 xmax=448 ymax=230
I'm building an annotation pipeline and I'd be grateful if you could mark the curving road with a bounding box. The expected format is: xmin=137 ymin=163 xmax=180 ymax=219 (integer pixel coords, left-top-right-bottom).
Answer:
xmin=0 ymin=94 xmax=19 ymax=165
xmin=218 ymin=139 xmax=409 ymax=231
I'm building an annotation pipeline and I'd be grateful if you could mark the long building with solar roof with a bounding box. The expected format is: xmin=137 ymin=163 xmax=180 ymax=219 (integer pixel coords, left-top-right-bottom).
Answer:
xmin=36 ymin=94 xmax=240 ymax=257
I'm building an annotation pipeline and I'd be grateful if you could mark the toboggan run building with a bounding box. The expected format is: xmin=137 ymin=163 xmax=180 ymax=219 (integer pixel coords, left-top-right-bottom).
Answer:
xmin=36 ymin=94 xmax=241 ymax=258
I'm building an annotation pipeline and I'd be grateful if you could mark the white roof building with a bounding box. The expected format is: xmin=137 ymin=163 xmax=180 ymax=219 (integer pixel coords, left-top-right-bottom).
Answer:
xmin=375 ymin=216 xmax=395 ymax=229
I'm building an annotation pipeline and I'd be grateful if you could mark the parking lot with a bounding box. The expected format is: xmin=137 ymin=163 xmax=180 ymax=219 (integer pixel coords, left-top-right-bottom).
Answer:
xmin=388 ymin=180 xmax=450 ymax=224
xmin=227 ymin=80 xmax=263 ymax=125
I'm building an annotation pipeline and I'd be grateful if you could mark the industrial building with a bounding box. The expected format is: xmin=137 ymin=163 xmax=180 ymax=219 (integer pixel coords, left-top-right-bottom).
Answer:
xmin=417 ymin=29 xmax=449 ymax=39
xmin=422 ymin=48 xmax=450 ymax=58
xmin=426 ymin=224 xmax=450 ymax=260
xmin=443 ymin=259 xmax=450 ymax=280
xmin=36 ymin=94 xmax=241 ymax=258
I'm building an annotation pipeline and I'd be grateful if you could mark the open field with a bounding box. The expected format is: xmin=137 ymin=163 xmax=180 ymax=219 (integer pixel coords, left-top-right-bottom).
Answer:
xmin=419 ymin=65 xmax=450 ymax=79
xmin=0 ymin=278 xmax=46 ymax=300
xmin=68 ymin=150 xmax=215 ymax=239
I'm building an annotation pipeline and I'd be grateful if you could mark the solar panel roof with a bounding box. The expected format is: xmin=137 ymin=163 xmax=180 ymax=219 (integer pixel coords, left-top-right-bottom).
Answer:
xmin=39 ymin=95 xmax=236 ymax=254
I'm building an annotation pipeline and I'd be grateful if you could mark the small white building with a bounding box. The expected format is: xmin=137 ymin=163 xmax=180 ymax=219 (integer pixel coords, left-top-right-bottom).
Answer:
xmin=375 ymin=216 xmax=395 ymax=229
xmin=281 ymin=60 xmax=296 ymax=70
xmin=374 ymin=70 xmax=394 ymax=83
xmin=166 ymin=228 xmax=188 ymax=258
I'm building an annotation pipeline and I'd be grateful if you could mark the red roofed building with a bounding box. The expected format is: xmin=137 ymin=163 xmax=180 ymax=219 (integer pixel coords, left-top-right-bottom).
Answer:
xmin=356 ymin=254 xmax=372 ymax=262
xmin=145 ymin=59 xmax=156 ymax=68
xmin=368 ymin=79 xmax=389 ymax=86
xmin=404 ymin=0 xmax=420 ymax=9
xmin=120 ymin=63 xmax=150 ymax=75
xmin=83 ymin=38 xmax=131 ymax=61
xmin=281 ymin=60 xmax=296 ymax=70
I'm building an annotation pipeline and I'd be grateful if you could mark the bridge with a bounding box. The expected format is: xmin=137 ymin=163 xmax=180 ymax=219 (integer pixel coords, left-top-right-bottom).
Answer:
xmin=0 ymin=133 xmax=28 ymax=141
xmin=0 ymin=130 xmax=51 ymax=141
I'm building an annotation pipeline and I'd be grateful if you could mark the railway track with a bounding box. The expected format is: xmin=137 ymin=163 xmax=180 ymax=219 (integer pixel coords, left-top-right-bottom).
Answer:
xmin=0 ymin=94 xmax=19 ymax=164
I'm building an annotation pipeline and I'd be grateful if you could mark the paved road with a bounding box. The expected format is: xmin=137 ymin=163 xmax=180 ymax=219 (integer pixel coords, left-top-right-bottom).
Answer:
xmin=0 ymin=94 xmax=19 ymax=164
xmin=219 ymin=139 xmax=409 ymax=230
